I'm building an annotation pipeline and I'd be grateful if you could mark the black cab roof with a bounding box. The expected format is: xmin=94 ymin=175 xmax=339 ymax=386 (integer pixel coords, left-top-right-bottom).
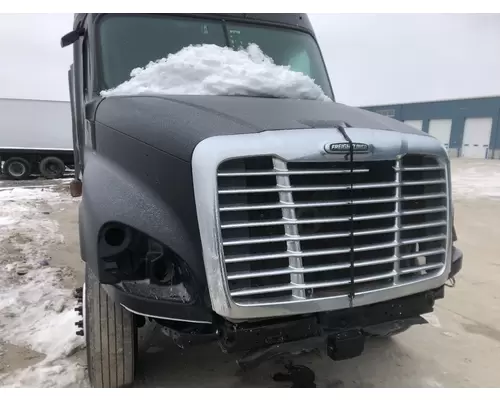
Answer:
xmin=73 ymin=13 xmax=317 ymax=37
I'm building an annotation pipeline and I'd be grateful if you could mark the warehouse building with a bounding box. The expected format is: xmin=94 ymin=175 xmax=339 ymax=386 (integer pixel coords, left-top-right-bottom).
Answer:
xmin=362 ymin=96 xmax=500 ymax=159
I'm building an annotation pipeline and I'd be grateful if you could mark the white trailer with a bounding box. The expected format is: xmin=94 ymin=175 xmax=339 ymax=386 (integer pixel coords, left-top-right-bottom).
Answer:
xmin=0 ymin=98 xmax=74 ymax=179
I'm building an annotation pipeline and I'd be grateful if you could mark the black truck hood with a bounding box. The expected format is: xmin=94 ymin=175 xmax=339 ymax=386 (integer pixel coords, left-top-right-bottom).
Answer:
xmin=95 ymin=95 xmax=425 ymax=162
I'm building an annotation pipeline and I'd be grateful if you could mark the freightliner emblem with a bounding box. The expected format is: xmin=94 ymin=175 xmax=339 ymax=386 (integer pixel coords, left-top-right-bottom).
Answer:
xmin=324 ymin=142 xmax=371 ymax=154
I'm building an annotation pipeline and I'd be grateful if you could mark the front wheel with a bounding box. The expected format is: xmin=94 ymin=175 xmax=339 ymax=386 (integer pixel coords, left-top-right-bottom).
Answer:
xmin=84 ymin=266 xmax=137 ymax=387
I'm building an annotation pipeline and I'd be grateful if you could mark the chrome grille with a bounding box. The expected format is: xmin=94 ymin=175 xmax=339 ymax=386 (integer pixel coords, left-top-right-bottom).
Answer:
xmin=217 ymin=155 xmax=448 ymax=305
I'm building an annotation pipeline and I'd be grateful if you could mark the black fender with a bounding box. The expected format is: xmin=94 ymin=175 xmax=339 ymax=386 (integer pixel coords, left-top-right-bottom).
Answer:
xmin=79 ymin=150 xmax=206 ymax=288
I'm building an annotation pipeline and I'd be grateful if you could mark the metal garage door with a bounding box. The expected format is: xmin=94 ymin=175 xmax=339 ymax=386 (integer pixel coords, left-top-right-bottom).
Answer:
xmin=428 ymin=119 xmax=452 ymax=150
xmin=461 ymin=117 xmax=492 ymax=159
xmin=404 ymin=120 xmax=423 ymax=131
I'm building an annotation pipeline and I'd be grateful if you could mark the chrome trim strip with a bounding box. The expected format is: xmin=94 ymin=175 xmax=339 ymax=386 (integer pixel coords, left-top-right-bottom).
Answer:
xmin=120 ymin=304 xmax=212 ymax=324
xmin=230 ymin=270 xmax=398 ymax=297
xmin=394 ymin=165 xmax=445 ymax=172
xmin=218 ymin=181 xmax=400 ymax=194
xmin=223 ymin=226 xmax=446 ymax=247
xmin=225 ymin=240 xmax=404 ymax=264
xmin=219 ymin=192 xmax=447 ymax=212
xmin=227 ymin=255 xmax=398 ymax=281
xmin=221 ymin=207 xmax=445 ymax=229
xmin=401 ymin=220 xmax=447 ymax=230
xmin=225 ymin=241 xmax=446 ymax=265
xmin=223 ymin=226 xmax=399 ymax=246
xmin=400 ymin=234 xmax=447 ymax=245
xmin=400 ymin=248 xmax=446 ymax=259
xmin=401 ymin=179 xmax=446 ymax=186
xmin=400 ymin=263 xmax=443 ymax=275
xmin=218 ymin=179 xmax=445 ymax=194
xmin=218 ymin=168 xmax=369 ymax=177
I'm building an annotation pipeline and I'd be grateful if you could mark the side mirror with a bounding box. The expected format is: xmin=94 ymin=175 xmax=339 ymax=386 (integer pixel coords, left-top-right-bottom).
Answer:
xmin=61 ymin=28 xmax=84 ymax=48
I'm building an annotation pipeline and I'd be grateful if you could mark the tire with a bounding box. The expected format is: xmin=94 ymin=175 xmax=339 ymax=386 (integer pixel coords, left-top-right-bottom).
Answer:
xmin=39 ymin=156 xmax=65 ymax=179
xmin=3 ymin=157 xmax=32 ymax=180
xmin=85 ymin=266 xmax=137 ymax=388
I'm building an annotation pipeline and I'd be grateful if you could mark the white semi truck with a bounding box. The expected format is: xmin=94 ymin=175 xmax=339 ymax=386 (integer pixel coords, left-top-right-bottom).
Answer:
xmin=0 ymin=97 xmax=74 ymax=180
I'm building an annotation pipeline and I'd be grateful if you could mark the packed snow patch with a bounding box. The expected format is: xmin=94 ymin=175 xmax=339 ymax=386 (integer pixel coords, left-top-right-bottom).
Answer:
xmin=0 ymin=359 xmax=86 ymax=388
xmin=0 ymin=186 xmax=86 ymax=387
xmin=451 ymin=159 xmax=500 ymax=199
xmin=0 ymin=187 xmax=60 ymax=202
xmin=101 ymin=44 xmax=331 ymax=101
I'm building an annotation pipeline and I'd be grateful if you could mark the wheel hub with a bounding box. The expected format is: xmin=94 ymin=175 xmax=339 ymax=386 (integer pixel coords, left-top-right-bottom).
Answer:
xmin=8 ymin=162 xmax=26 ymax=177
xmin=47 ymin=162 xmax=62 ymax=173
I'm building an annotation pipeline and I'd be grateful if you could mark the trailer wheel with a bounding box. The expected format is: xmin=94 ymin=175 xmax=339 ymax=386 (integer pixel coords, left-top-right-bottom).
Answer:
xmin=3 ymin=157 xmax=32 ymax=180
xmin=39 ymin=156 xmax=65 ymax=179
xmin=85 ymin=266 xmax=137 ymax=388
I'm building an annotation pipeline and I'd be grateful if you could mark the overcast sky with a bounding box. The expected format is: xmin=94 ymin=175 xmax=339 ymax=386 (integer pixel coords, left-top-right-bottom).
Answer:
xmin=0 ymin=13 xmax=499 ymax=106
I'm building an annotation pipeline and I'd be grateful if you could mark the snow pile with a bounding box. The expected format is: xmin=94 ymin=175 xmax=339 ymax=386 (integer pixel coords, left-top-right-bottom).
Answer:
xmin=451 ymin=159 xmax=500 ymax=199
xmin=101 ymin=44 xmax=331 ymax=101
xmin=1 ymin=360 xmax=86 ymax=388
xmin=0 ymin=186 xmax=86 ymax=388
xmin=0 ymin=187 xmax=60 ymax=202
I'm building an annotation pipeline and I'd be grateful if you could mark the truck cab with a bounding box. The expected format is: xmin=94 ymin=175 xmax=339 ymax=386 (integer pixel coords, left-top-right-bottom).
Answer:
xmin=62 ymin=13 xmax=463 ymax=388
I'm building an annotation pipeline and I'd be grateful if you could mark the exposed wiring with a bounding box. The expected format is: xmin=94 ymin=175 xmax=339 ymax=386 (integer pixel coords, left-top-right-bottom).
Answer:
xmin=445 ymin=277 xmax=456 ymax=288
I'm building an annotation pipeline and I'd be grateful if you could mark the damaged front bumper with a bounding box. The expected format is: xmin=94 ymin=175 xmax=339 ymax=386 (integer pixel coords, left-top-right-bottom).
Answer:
xmin=103 ymin=281 xmax=214 ymax=325
xmin=219 ymin=285 xmax=445 ymax=354
xmin=232 ymin=245 xmax=463 ymax=366
xmin=104 ymin=245 xmax=463 ymax=365
xmin=105 ymin=245 xmax=463 ymax=329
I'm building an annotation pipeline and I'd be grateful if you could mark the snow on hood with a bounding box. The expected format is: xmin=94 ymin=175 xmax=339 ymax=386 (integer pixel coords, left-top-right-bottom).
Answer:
xmin=101 ymin=44 xmax=332 ymax=101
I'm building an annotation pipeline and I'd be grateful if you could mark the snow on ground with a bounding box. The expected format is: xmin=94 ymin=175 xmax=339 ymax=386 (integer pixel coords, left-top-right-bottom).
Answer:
xmin=0 ymin=186 xmax=86 ymax=387
xmin=451 ymin=159 xmax=500 ymax=199
xmin=101 ymin=44 xmax=331 ymax=101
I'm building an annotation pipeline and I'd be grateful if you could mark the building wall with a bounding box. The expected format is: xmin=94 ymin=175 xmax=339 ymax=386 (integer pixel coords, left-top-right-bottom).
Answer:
xmin=362 ymin=96 xmax=500 ymax=158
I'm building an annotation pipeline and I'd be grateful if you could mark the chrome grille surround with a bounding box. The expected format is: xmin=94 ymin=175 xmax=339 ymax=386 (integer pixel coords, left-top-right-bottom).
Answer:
xmin=192 ymin=128 xmax=452 ymax=320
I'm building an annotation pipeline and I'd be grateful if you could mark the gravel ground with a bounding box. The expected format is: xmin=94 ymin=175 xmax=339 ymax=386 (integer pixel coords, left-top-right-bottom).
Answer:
xmin=1 ymin=158 xmax=499 ymax=387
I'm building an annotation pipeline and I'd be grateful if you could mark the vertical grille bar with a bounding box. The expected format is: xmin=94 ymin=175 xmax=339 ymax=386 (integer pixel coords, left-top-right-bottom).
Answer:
xmin=272 ymin=157 xmax=306 ymax=299
xmin=393 ymin=157 xmax=403 ymax=284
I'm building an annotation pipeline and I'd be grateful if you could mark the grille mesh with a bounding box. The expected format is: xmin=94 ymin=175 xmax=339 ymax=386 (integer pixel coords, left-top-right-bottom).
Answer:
xmin=217 ymin=155 xmax=448 ymax=304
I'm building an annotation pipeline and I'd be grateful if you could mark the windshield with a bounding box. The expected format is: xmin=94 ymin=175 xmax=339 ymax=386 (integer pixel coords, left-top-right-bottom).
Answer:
xmin=97 ymin=14 xmax=333 ymax=99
